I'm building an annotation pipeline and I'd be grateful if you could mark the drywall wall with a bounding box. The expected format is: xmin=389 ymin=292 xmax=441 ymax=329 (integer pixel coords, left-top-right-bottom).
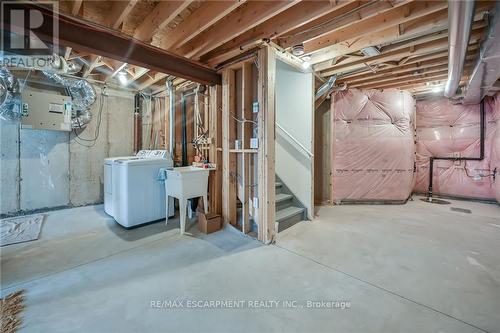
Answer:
xmin=0 ymin=85 xmax=134 ymax=215
xmin=275 ymin=60 xmax=314 ymax=217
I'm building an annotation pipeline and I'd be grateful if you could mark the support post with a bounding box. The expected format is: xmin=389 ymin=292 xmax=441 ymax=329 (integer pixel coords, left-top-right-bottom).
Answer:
xmin=222 ymin=69 xmax=237 ymax=226
xmin=257 ymin=46 xmax=276 ymax=243
xmin=208 ymin=85 xmax=222 ymax=214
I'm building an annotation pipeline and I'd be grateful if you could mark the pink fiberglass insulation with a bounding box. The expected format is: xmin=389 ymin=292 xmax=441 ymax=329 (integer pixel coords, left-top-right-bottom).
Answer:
xmin=331 ymin=89 xmax=415 ymax=203
xmin=489 ymin=95 xmax=500 ymax=203
xmin=414 ymin=96 xmax=500 ymax=200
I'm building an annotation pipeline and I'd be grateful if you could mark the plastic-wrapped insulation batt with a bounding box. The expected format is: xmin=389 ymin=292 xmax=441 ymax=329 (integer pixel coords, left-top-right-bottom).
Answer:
xmin=0 ymin=66 xmax=21 ymax=121
xmin=331 ymin=89 xmax=416 ymax=203
xmin=42 ymin=71 xmax=96 ymax=129
xmin=489 ymin=94 xmax=500 ymax=203
xmin=414 ymin=96 xmax=499 ymax=200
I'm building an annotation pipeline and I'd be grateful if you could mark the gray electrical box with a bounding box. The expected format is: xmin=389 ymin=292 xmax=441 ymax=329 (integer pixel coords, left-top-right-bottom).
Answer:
xmin=21 ymin=90 xmax=72 ymax=131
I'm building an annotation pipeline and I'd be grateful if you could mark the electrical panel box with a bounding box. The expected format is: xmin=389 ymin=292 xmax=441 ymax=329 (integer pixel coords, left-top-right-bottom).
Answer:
xmin=20 ymin=90 xmax=72 ymax=131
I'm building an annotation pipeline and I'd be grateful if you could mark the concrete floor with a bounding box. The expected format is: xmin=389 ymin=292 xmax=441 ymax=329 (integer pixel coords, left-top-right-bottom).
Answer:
xmin=1 ymin=196 xmax=499 ymax=333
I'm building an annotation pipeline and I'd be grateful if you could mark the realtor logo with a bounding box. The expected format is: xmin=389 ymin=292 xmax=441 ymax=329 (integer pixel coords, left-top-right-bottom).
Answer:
xmin=1 ymin=1 xmax=58 ymax=55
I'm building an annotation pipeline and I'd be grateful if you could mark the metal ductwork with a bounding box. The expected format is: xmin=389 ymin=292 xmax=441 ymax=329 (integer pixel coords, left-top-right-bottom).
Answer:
xmin=444 ymin=0 xmax=475 ymax=98
xmin=462 ymin=2 xmax=500 ymax=104
xmin=42 ymin=71 xmax=96 ymax=129
xmin=315 ymin=75 xmax=337 ymax=101
xmin=0 ymin=66 xmax=21 ymax=121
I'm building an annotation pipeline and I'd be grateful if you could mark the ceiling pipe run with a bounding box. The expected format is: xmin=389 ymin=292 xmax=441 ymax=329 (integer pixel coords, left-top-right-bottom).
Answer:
xmin=462 ymin=2 xmax=500 ymax=104
xmin=444 ymin=0 xmax=475 ymax=98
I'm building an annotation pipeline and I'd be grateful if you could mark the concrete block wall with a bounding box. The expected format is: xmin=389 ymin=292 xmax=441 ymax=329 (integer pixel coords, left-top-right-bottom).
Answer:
xmin=0 ymin=85 xmax=134 ymax=216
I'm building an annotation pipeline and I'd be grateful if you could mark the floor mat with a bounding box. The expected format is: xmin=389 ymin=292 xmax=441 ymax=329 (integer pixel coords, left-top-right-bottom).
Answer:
xmin=1 ymin=214 xmax=44 ymax=247
xmin=0 ymin=290 xmax=25 ymax=333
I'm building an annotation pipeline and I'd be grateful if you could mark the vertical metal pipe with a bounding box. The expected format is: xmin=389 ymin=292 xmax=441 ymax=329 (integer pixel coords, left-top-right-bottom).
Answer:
xmin=479 ymin=99 xmax=485 ymax=159
xmin=133 ymin=94 xmax=142 ymax=153
xmin=167 ymin=80 xmax=175 ymax=157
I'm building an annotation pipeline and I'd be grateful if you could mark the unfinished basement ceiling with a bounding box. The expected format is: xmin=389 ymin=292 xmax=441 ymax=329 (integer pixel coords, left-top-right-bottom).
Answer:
xmin=53 ymin=0 xmax=495 ymax=96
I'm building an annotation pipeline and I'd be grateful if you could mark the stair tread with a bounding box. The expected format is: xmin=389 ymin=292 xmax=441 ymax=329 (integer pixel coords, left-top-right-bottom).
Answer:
xmin=276 ymin=206 xmax=304 ymax=222
xmin=276 ymin=193 xmax=293 ymax=203
xmin=275 ymin=181 xmax=283 ymax=188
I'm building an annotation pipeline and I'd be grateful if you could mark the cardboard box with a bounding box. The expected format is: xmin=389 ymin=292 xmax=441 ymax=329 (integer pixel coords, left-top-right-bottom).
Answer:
xmin=198 ymin=213 xmax=222 ymax=234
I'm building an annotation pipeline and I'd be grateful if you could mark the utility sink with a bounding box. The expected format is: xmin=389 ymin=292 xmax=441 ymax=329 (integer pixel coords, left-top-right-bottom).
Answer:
xmin=164 ymin=166 xmax=210 ymax=234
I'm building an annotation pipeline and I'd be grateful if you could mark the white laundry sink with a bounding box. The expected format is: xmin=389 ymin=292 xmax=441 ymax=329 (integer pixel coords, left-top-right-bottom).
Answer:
xmin=164 ymin=166 xmax=210 ymax=234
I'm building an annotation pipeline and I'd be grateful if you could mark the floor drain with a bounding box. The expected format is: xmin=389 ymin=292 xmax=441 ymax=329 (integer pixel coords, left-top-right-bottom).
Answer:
xmin=451 ymin=207 xmax=472 ymax=214
xmin=420 ymin=198 xmax=451 ymax=204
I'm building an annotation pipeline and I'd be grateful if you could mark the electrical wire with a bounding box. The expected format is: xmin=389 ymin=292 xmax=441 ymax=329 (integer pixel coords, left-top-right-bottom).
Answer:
xmin=72 ymin=86 xmax=105 ymax=147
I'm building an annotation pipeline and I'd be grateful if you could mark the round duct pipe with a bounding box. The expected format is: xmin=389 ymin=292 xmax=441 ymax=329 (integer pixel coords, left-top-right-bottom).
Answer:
xmin=444 ymin=0 xmax=475 ymax=98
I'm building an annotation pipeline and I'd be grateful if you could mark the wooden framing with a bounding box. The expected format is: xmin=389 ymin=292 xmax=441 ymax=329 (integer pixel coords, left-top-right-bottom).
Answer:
xmin=208 ymin=85 xmax=222 ymax=215
xmin=40 ymin=0 xmax=492 ymax=97
xmin=222 ymin=69 xmax=237 ymax=227
xmin=176 ymin=1 xmax=298 ymax=60
xmin=241 ymin=63 xmax=254 ymax=234
xmin=256 ymin=45 xmax=276 ymax=244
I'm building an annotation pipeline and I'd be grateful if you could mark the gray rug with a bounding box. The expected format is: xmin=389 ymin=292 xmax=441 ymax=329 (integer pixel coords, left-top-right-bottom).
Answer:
xmin=1 ymin=214 xmax=44 ymax=247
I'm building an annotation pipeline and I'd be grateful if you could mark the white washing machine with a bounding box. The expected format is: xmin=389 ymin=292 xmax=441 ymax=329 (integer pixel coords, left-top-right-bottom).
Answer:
xmin=104 ymin=156 xmax=133 ymax=216
xmin=112 ymin=153 xmax=174 ymax=228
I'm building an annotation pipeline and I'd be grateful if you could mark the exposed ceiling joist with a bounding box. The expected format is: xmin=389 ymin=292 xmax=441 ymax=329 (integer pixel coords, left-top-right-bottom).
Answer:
xmin=158 ymin=0 xmax=246 ymax=51
xmin=353 ymin=64 xmax=473 ymax=90
xmin=71 ymin=0 xmax=83 ymax=16
xmin=320 ymin=27 xmax=484 ymax=77
xmin=106 ymin=0 xmax=139 ymax=29
xmin=137 ymin=73 xmax=168 ymax=91
xmin=83 ymin=55 xmax=102 ymax=78
xmin=278 ymin=0 xmax=410 ymax=49
xmin=338 ymin=52 xmax=477 ymax=85
xmin=200 ymin=0 xmax=354 ymax=65
xmin=134 ymin=1 xmax=193 ymax=43
xmin=176 ymin=0 xmax=299 ymax=59
xmin=302 ymin=1 xmax=447 ymax=54
xmin=10 ymin=3 xmax=221 ymax=85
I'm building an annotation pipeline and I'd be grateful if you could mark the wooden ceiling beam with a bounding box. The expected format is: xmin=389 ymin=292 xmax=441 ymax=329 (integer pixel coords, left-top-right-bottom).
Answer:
xmin=106 ymin=0 xmax=139 ymax=30
xmin=367 ymin=73 xmax=452 ymax=90
xmin=134 ymin=1 xmax=193 ymax=43
xmin=352 ymin=66 xmax=475 ymax=90
xmin=199 ymin=0 xmax=353 ymax=65
xmin=10 ymin=3 xmax=221 ymax=84
xmin=298 ymin=1 xmax=489 ymax=69
xmin=71 ymin=0 xmax=83 ymax=16
xmin=82 ymin=55 xmax=102 ymax=78
xmin=157 ymin=0 xmax=246 ymax=51
xmin=176 ymin=0 xmax=299 ymax=60
xmin=277 ymin=0 xmax=410 ymax=49
xmin=320 ymin=28 xmax=484 ymax=77
xmin=350 ymin=65 xmax=450 ymax=88
xmin=309 ymin=8 xmax=448 ymax=67
xmin=137 ymin=73 xmax=169 ymax=91
xmin=128 ymin=68 xmax=150 ymax=85
xmin=339 ymin=52 xmax=477 ymax=85
xmin=303 ymin=1 xmax=447 ymax=54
